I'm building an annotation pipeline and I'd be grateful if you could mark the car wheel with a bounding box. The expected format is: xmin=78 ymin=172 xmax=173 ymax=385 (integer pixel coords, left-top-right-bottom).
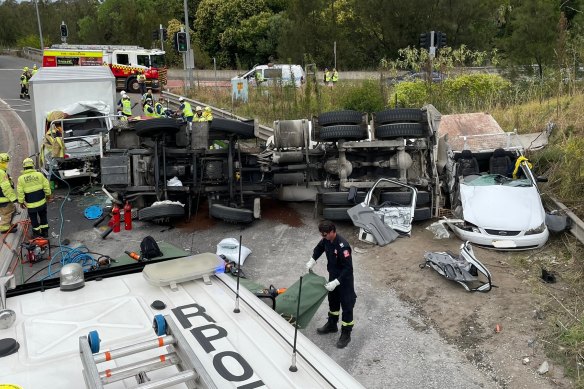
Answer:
xmin=318 ymin=110 xmax=364 ymax=126
xmin=373 ymin=109 xmax=425 ymax=125
xmin=322 ymin=191 xmax=366 ymax=205
xmin=375 ymin=123 xmax=426 ymax=139
xmin=209 ymin=118 xmax=255 ymax=138
xmin=322 ymin=207 xmax=351 ymax=220
xmin=413 ymin=207 xmax=432 ymax=221
xmin=380 ymin=190 xmax=431 ymax=206
xmin=138 ymin=204 xmax=185 ymax=221
xmin=319 ymin=125 xmax=367 ymax=141
xmin=210 ymin=204 xmax=254 ymax=223
xmin=135 ymin=118 xmax=181 ymax=138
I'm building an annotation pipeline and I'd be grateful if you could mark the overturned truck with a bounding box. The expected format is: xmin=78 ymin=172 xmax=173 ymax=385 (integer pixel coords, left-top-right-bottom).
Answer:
xmin=101 ymin=105 xmax=441 ymax=224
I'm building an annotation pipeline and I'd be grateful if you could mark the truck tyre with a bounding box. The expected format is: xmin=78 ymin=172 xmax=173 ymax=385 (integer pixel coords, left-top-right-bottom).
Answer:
xmin=319 ymin=125 xmax=367 ymax=141
xmin=322 ymin=207 xmax=351 ymax=221
xmin=373 ymin=109 xmax=425 ymax=125
xmin=322 ymin=191 xmax=366 ymax=205
xmin=413 ymin=207 xmax=432 ymax=221
xmin=138 ymin=204 xmax=185 ymax=221
xmin=209 ymin=118 xmax=255 ymax=138
xmin=127 ymin=76 xmax=141 ymax=93
xmin=375 ymin=123 xmax=426 ymax=139
xmin=210 ymin=204 xmax=254 ymax=223
xmin=318 ymin=110 xmax=364 ymax=126
xmin=135 ymin=118 xmax=181 ymax=138
xmin=380 ymin=190 xmax=431 ymax=206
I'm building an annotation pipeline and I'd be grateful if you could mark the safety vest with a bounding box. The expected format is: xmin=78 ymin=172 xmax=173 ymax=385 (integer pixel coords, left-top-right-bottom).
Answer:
xmin=332 ymin=70 xmax=338 ymax=82
xmin=142 ymin=92 xmax=153 ymax=102
xmin=202 ymin=111 xmax=213 ymax=122
xmin=122 ymin=99 xmax=132 ymax=116
xmin=255 ymin=71 xmax=264 ymax=82
xmin=143 ymin=103 xmax=158 ymax=118
xmin=137 ymin=74 xmax=146 ymax=83
xmin=0 ymin=168 xmax=16 ymax=204
xmin=20 ymin=74 xmax=28 ymax=86
xmin=32 ymin=69 xmax=38 ymax=75
xmin=182 ymin=102 xmax=194 ymax=118
xmin=154 ymin=102 xmax=166 ymax=116
xmin=324 ymin=71 xmax=331 ymax=82
xmin=40 ymin=126 xmax=65 ymax=166
xmin=17 ymin=169 xmax=51 ymax=209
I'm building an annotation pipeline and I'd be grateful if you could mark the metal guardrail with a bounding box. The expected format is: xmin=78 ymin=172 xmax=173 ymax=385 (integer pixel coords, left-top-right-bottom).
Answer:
xmin=161 ymin=91 xmax=273 ymax=141
xmin=22 ymin=47 xmax=43 ymax=62
xmin=549 ymin=197 xmax=584 ymax=246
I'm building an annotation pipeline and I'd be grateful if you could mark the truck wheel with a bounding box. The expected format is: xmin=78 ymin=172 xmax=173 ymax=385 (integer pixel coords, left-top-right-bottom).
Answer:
xmin=135 ymin=118 xmax=181 ymax=138
xmin=210 ymin=204 xmax=254 ymax=223
xmin=322 ymin=191 xmax=365 ymax=205
xmin=319 ymin=125 xmax=367 ymax=141
xmin=127 ymin=77 xmax=141 ymax=93
xmin=380 ymin=190 xmax=431 ymax=206
xmin=138 ymin=204 xmax=185 ymax=221
xmin=322 ymin=207 xmax=351 ymax=220
xmin=209 ymin=118 xmax=255 ymax=138
xmin=373 ymin=109 xmax=425 ymax=125
xmin=318 ymin=110 xmax=364 ymax=126
xmin=375 ymin=123 xmax=426 ymax=139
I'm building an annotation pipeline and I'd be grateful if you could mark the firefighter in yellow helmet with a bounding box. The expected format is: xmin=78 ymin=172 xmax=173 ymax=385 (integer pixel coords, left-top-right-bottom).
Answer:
xmin=202 ymin=106 xmax=213 ymax=122
xmin=0 ymin=153 xmax=17 ymax=233
xmin=17 ymin=158 xmax=51 ymax=238
xmin=194 ymin=106 xmax=204 ymax=122
xmin=40 ymin=111 xmax=66 ymax=166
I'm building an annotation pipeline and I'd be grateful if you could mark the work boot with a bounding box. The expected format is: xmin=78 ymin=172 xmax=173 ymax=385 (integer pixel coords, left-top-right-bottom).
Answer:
xmin=316 ymin=316 xmax=338 ymax=334
xmin=336 ymin=326 xmax=352 ymax=348
xmin=41 ymin=228 xmax=49 ymax=238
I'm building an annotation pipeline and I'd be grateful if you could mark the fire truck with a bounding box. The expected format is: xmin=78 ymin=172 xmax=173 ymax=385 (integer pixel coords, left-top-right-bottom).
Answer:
xmin=42 ymin=44 xmax=167 ymax=92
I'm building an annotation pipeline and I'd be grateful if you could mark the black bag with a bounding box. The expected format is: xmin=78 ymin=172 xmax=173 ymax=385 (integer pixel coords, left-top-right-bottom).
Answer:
xmin=140 ymin=236 xmax=162 ymax=259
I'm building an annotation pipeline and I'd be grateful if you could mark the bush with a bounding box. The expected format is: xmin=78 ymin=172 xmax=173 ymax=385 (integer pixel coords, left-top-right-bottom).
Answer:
xmin=389 ymin=80 xmax=429 ymax=108
xmin=340 ymin=79 xmax=385 ymax=112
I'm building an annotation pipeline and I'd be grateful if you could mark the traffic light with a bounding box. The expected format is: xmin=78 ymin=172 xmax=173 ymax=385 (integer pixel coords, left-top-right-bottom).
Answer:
xmin=419 ymin=33 xmax=429 ymax=49
xmin=437 ymin=32 xmax=447 ymax=49
xmin=176 ymin=32 xmax=188 ymax=53
xmin=162 ymin=29 xmax=168 ymax=40
xmin=60 ymin=23 xmax=68 ymax=38
xmin=152 ymin=30 xmax=158 ymax=40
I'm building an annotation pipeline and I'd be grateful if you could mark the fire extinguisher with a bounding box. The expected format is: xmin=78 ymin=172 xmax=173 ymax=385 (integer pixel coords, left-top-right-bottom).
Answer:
xmin=112 ymin=204 xmax=121 ymax=233
xmin=124 ymin=201 xmax=132 ymax=231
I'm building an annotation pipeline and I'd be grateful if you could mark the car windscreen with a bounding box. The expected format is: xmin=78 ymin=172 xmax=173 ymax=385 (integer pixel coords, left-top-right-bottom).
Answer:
xmin=464 ymin=174 xmax=533 ymax=187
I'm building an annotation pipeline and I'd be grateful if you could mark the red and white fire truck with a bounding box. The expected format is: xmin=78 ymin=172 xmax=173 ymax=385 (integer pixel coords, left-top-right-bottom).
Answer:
xmin=42 ymin=44 xmax=167 ymax=92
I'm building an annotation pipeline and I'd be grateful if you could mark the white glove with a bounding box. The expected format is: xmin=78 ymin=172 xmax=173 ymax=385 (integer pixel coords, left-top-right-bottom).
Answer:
xmin=305 ymin=258 xmax=316 ymax=272
xmin=324 ymin=279 xmax=340 ymax=292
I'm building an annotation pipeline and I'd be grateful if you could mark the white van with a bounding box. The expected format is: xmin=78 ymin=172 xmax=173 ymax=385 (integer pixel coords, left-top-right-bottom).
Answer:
xmin=238 ymin=63 xmax=305 ymax=87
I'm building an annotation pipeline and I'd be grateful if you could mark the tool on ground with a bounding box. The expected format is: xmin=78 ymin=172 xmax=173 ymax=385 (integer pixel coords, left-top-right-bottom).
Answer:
xmin=21 ymin=238 xmax=51 ymax=266
xmin=93 ymin=210 xmax=112 ymax=228
xmin=123 ymin=201 xmax=132 ymax=230
xmin=125 ymin=251 xmax=142 ymax=261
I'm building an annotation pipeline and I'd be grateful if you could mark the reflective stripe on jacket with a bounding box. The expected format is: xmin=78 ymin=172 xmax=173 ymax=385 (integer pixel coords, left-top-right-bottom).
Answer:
xmin=122 ymin=99 xmax=132 ymax=116
xmin=143 ymin=104 xmax=158 ymax=117
xmin=182 ymin=102 xmax=193 ymax=118
xmin=17 ymin=169 xmax=51 ymax=209
xmin=0 ymin=169 xmax=16 ymax=203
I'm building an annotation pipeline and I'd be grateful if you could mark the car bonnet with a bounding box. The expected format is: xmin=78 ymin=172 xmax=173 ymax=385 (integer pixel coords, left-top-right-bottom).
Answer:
xmin=460 ymin=184 xmax=545 ymax=231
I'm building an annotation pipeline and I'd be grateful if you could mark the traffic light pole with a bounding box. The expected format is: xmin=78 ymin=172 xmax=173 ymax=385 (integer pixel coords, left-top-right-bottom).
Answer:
xmin=183 ymin=0 xmax=193 ymax=90
xmin=159 ymin=24 xmax=164 ymax=51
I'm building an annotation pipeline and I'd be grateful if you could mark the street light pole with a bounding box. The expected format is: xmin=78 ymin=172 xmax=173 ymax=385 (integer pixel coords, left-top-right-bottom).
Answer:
xmin=34 ymin=0 xmax=44 ymax=49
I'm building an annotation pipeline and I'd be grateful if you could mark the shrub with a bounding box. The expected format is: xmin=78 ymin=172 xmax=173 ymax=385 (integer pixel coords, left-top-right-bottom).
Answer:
xmin=389 ymin=80 xmax=429 ymax=108
xmin=340 ymin=80 xmax=385 ymax=112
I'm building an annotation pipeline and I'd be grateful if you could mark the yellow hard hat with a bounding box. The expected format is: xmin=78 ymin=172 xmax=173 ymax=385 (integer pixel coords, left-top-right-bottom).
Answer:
xmin=0 ymin=153 xmax=10 ymax=163
xmin=33 ymin=64 xmax=38 ymax=69
xmin=23 ymin=158 xmax=35 ymax=169
xmin=204 ymin=106 xmax=212 ymax=112
xmin=23 ymin=66 xmax=29 ymax=71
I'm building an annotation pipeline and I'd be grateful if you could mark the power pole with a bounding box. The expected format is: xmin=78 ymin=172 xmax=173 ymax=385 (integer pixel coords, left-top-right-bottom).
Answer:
xmin=183 ymin=0 xmax=193 ymax=89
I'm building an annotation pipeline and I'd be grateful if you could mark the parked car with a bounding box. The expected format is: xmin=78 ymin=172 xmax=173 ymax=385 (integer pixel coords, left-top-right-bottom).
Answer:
xmin=444 ymin=147 xmax=549 ymax=250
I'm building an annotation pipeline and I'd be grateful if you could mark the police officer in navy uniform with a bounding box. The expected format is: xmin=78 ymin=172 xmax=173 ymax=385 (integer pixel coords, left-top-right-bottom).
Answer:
xmin=306 ymin=220 xmax=356 ymax=348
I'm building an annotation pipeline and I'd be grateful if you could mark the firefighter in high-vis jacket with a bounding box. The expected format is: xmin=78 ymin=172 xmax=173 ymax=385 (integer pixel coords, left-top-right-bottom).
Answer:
xmin=40 ymin=111 xmax=66 ymax=166
xmin=0 ymin=153 xmax=17 ymax=233
xmin=17 ymin=158 xmax=51 ymax=238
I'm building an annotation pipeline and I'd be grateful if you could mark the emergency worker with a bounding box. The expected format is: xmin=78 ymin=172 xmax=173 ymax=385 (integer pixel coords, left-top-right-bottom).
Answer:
xmin=142 ymin=88 xmax=154 ymax=104
xmin=306 ymin=220 xmax=356 ymax=349
xmin=194 ymin=106 xmax=204 ymax=122
xmin=0 ymin=153 xmax=17 ymax=233
xmin=40 ymin=112 xmax=66 ymax=166
xmin=143 ymin=98 xmax=158 ymax=117
xmin=324 ymin=68 xmax=331 ymax=86
xmin=255 ymin=70 xmax=264 ymax=86
xmin=332 ymin=68 xmax=339 ymax=85
xmin=20 ymin=72 xmax=29 ymax=99
xmin=137 ymin=73 xmax=147 ymax=95
xmin=179 ymin=97 xmax=194 ymax=126
xmin=202 ymin=106 xmax=213 ymax=122
xmin=32 ymin=64 xmax=38 ymax=76
xmin=154 ymin=100 xmax=167 ymax=117
xmin=17 ymin=158 xmax=51 ymax=238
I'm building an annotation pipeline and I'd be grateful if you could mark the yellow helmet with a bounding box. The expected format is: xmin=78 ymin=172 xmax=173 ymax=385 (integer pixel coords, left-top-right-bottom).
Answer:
xmin=0 ymin=153 xmax=10 ymax=163
xmin=33 ymin=64 xmax=38 ymax=70
xmin=23 ymin=158 xmax=35 ymax=169
xmin=204 ymin=106 xmax=212 ymax=113
xmin=23 ymin=66 xmax=29 ymax=71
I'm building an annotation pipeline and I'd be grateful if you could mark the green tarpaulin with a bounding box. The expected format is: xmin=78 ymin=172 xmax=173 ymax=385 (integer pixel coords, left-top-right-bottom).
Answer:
xmin=275 ymin=272 xmax=328 ymax=328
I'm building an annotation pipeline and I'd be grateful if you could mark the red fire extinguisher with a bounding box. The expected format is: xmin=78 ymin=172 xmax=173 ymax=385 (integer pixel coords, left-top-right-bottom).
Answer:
xmin=124 ymin=201 xmax=132 ymax=231
xmin=112 ymin=204 xmax=121 ymax=233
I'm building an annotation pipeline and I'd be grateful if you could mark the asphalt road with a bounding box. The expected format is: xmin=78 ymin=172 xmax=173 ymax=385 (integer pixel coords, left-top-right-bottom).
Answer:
xmin=0 ymin=55 xmax=500 ymax=388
